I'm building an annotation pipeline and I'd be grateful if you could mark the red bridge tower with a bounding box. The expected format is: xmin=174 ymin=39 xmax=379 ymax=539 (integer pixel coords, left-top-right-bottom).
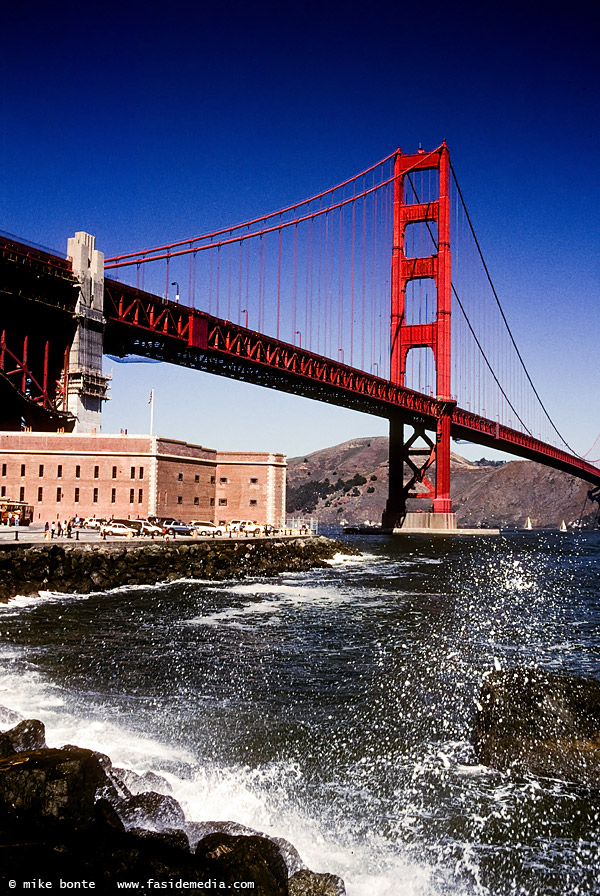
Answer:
xmin=382 ymin=143 xmax=456 ymax=530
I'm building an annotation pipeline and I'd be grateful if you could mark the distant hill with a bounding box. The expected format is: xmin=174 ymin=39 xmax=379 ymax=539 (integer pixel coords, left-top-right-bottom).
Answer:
xmin=286 ymin=436 xmax=598 ymax=529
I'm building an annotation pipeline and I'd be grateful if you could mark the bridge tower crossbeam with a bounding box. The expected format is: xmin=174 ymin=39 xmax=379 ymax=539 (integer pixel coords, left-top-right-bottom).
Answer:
xmin=382 ymin=143 xmax=457 ymax=530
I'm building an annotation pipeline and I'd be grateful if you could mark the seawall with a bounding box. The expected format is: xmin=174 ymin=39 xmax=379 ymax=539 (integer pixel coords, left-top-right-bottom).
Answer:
xmin=0 ymin=536 xmax=350 ymax=602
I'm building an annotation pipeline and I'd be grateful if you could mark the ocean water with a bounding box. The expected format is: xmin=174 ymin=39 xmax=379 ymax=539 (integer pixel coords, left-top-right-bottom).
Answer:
xmin=1 ymin=531 xmax=599 ymax=895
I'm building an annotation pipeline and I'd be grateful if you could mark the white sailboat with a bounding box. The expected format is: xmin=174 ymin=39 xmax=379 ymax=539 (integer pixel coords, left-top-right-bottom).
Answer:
xmin=525 ymin=517 xmax=533 ymax=530
xmin=560 ymin=520 xmax=567 ymax=532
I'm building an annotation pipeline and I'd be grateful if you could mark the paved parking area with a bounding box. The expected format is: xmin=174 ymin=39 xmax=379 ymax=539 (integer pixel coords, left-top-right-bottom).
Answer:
xmin=0 ymin=526 xmax=311 ymax=546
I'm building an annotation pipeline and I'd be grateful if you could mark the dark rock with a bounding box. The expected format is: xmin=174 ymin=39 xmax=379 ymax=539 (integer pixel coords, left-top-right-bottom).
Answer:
xmin=95 ymin=796 xmax=126 ymax=831
xmin=112 ymin=765 xmax=173 ymax=795
xmin=128 ymin=825 xmax=190 ymax=852
xmin=186 ymin=821 xmax=306 ymax=875
xmin=0 ymin=537 xmax=349 ymax=601
xmin=0 ymin=747 xmax=108 ymax=827
xmin=196 ymin=832 xmax=288 ymax=895
xmin=0 ymin=752 xmax=294 ymax=892
xmin=0 ymin=719 xmax=46 ymax=758
xmin=113 ymin=790 xmax=186 ymax=831
xmin=289 ymin=869 xmax=347 ymax=895
xmin=187 ymin=818 xmax=262 ymax=849
xmin=474 ymin=667 xmax=600 ymax=786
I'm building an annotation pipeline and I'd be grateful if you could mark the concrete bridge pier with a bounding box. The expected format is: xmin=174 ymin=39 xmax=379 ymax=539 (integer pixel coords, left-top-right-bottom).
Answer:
xmin=66 ymin=232 xmax=110 ymax=432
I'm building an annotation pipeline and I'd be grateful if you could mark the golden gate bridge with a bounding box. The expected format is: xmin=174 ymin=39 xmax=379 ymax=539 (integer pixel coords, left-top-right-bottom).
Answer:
xmin=1 ymin=143 xmax=599 ymax=528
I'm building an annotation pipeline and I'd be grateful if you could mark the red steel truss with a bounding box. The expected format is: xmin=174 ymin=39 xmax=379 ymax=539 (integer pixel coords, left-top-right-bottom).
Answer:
xmin=0 ymin=235 xmax=77 ymax=429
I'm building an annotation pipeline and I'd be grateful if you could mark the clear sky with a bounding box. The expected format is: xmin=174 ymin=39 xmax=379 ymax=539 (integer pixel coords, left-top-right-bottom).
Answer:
xmin=2 ymin=0 xmax=598 ymax=462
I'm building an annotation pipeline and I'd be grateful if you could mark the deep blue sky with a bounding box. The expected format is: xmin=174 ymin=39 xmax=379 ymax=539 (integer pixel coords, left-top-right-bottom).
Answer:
xmin=2 ymin=1 xmax=598 ymax=460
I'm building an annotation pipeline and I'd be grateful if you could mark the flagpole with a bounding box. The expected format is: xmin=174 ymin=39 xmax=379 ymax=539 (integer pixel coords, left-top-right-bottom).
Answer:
xmin=149 ymin=389 xmax=154 ymax=436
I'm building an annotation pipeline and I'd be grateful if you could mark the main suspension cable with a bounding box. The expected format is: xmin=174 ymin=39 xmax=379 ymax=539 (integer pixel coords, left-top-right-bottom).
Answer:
xmin=449 ymin=161 xmax=577 ymax=455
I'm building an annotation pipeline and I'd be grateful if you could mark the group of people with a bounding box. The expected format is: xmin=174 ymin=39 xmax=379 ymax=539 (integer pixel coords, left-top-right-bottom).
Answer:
xmin=44 ymin=519 xmax=73 ymax=539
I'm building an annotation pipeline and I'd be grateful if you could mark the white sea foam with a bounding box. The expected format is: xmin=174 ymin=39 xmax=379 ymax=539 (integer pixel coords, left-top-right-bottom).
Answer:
xmin=188 ymin=581 xmax=352 ymax=627
xmin=0 ymin=655 xmax=193 ymax=769
xmin=0 ymin=590 xmax=83 ymax=614
xmin=165 ymin=759 xmax=456 ymax=896
xmin=326 ymin=551 xmax=374 ymax=566
xmin=0 ymin=579 xmax=178 ymax=615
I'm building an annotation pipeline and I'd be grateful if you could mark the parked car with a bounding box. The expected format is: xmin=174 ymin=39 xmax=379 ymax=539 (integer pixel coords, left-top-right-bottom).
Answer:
xmin=100 ymin=521 xmax=138 ymax=537
xmin=238 ymin=520 xmax=262 ymax=536
xmin=140 ymin=520 xmax=163 ymax=536
xmin=162 ymin=520 xmax=193 ymax=536
xmin=190 ymin=521 xmax=225 ymax=536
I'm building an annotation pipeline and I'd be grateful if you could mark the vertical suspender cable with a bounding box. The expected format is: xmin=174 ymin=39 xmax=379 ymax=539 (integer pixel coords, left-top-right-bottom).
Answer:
xmin=227 ymin=238 xmax=232 ymax=321
xmin=216 ymin=246 xmax=221 ymax=318
xmin=292 ymin=222 xmax=298 ymax=344
xmin=277 ymin=227 xmax=282 ymax=340
xmin=362 ymin=192 xmax=367 ymax=372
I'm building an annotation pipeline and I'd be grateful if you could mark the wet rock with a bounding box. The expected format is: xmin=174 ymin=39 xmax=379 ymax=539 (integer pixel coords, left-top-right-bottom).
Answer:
xmin=289 ymin=869 xmax=347 ymax=895
xmin=129 ymin=825 xmax=190 ymax=852
xmin=0 ymin=536 xmax=353 ymax=601
xmin=474 ymin=667 xmax=600 ymax=786
xmin=95 ymin=796 xmax=126 ymax=831
xmin=186 ymin=818 xmax=263 ymax=849
xmin=0 ymin=719 xmax=46 ymax=758
xmin=114 ymin=790 xmax=186 ymax=831
xmin=112 ymin=765 xmax=173 ymax=795
xmin=0 ymin=735 xmax=345 ymax=892
xmin=195 ymin=832 xmax=288 ymax=895
xmin=187 ymin=821 xmax=306 ymax=875
xmin=0 ymin=747 xmax=108 ymax=827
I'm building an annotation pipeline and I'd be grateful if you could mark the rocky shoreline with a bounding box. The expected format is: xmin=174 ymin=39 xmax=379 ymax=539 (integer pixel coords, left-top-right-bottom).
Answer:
xmin=0 ymin=538 xmax=353 ymax=891
xmin=0 ymin=536 xmax=352 ymax=602
xmin=0 ymin=717 xmax=345 ymax=894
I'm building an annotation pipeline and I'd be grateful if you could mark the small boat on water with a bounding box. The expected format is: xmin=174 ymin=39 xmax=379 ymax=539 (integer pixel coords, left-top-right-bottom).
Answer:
xmin=560 ymin=520 xmax=568 ymax=532
xmin=525 ymin=517 xmax=533 ymax=530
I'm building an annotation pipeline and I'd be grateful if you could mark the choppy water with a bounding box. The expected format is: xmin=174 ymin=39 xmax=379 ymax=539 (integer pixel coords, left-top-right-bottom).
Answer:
xmin=1 ymin=532 xmax=600 ymax=894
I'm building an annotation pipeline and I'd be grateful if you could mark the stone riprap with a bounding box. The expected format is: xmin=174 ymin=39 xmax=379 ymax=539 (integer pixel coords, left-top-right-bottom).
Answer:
xmin=0 ymin=536 xmax=351 ymax=602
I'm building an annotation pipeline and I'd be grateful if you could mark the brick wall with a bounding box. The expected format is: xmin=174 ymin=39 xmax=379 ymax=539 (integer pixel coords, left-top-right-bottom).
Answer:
xmin=214 ymin=452 xmax=286 ymax=527
xmin=155 ymin=438 xmax=217 ymax=522
xmin=0 ymin=432 xmax=153 ymax=523
xmin=0 ymin=433 xmax=287 ymax=527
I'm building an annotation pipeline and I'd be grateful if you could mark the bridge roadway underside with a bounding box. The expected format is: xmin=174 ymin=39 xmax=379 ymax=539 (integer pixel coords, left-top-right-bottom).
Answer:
xmin=103 ymin=320 xmax=600 ymax=490
xmin=103 ymin=324 xmax=440 ymax=429
xmin=0 ymin=375 xmax=75 ymax=431
xmin=0 ymin=236 xmax=78 ymax=430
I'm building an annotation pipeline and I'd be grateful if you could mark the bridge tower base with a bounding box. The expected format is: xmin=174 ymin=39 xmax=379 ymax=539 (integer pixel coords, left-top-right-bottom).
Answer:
xmin=382 ymin=415 xmax=458 ymax=531
xmin=392 ymin=511 xmax=458 ymax=532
